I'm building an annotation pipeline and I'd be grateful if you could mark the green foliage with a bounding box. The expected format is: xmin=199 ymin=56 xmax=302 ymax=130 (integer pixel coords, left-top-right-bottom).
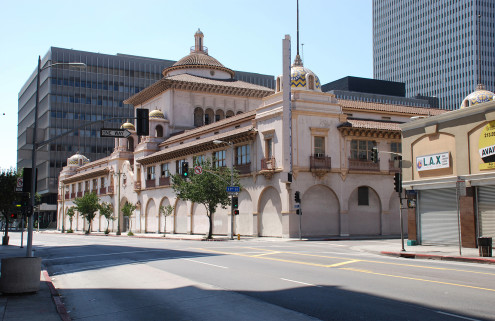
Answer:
xmin=159 ymin=204 xmax=174 ymax=235
xmin=66 ymin=207 xmax=75 ymax=232
xmin=171 ymin=158 xmax=240 ymax=239
xmin=73 ymin=192 xmax=100 ymax=234
xmin=121 ymin=201 xmax=136 ymax=233
xmin=0 ymin=168 xmax=22 ymax=240
xmin=98 ymin=202 xmax=114 ymax=233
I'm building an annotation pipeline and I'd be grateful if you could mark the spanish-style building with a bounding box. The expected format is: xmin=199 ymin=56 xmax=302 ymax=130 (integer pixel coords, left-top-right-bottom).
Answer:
xmin=57 ymin=30 xmax=443 ymax=238
xmin=401 ymin=84 xmax=495 ymax=247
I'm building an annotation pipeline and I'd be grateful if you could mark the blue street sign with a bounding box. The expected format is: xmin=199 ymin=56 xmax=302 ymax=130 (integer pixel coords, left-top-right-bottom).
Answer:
xmin=226 ymin=186 xmax=240 ymax=193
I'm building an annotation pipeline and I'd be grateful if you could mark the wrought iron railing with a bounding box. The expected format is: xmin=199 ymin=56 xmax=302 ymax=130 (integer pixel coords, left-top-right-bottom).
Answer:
xmin=348 ymin=158 xmax=380 ymax=171
xmin=234 ymin=163 xmax=251 ymax=175
xmin=145 ymin=179 xmax=156 ymax=189
xmin=159 ymin=176 xmax=170 ymax=186
xmin=261 ymin=157 xmax=276 ymax=170
xmin=310 ymin=155 xmax=331 ymax=171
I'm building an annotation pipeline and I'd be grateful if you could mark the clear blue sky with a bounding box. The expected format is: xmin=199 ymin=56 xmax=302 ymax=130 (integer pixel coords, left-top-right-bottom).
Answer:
xmin=0 ymin=0 xmax=372 ymax=170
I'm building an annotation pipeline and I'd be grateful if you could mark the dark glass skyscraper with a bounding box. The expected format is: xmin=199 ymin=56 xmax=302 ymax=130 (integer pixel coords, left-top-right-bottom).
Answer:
xmin=17 ymin=47 xmax=274 ymax=215
xmin=373 ymin=0 xmax=495 ymax=110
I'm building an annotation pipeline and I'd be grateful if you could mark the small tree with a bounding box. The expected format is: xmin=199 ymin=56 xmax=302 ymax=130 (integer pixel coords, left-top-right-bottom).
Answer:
xmin=0 ymin=168 xmax=21 ymax=245
xmin=172 ymin=158 xmax=240 ymax=239
xmin=99 ymin=202 xmax=114 ymax=234
xmin=159 ymin=204 xmax=174 ymax=235
xmin=121 ymin=201 xmax=136 ymax=236
xmin=66 ymin=207 xmax=75 ymax=233
xmin=73 ymin=192 xmax=100 ymax=234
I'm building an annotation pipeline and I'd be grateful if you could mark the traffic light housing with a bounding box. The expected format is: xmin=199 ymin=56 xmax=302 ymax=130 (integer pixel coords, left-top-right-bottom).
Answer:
xmin=294 ymin=191 xmax=301 ymax=203
xmin=371 ymin=147 xmax=378 ymax=163
xmin=232 ymin=197 xmax=238 ymax=209
xmin=136 ymin=108 xmax=149 ymax=136
xmin=181 ymin=162 xmax=189 ymax=178
xmin=394 ymin=173 xmax=402 ymax=193
xmin=234 ymin=210 xmax=239 ymax=215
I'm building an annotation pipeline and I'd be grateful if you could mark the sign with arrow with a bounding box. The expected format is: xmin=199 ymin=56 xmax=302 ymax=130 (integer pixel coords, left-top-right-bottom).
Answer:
xmin=100 ymin=128 xmax=132 ymax=138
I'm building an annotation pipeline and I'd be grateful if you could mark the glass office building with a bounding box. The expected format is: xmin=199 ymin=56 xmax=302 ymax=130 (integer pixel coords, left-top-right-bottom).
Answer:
xmin=17 ymin=47 xmax=274 ymax=221
xmin=373 ymin=0 xmax=495 ymax=110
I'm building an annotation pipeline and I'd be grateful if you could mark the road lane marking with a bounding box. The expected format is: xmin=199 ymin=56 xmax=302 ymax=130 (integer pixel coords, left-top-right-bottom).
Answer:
xmin=435 ymin=311 xmax=482 ymax=321
xmin=280 ymin=278 xmax=322 ymax=288
xmin=341 ymin=267 xmax=495 ymax=292
xmin=325 ymin=259 xmax=361 ymax=268
xmin=183 ymin=259 xmax=228 ymax=269
xmin=251 ymin=251 xmax=281 ymax=257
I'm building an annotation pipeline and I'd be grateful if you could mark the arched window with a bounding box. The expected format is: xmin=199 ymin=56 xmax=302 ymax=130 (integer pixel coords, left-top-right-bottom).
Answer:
xmin=194 ymin=107 xmax=204 ymax=127
xmin=127 ymin=137 xmax=134 ymax=152
xmin=308 ymin=75 xmax=315 ymax=90
xmin=276 ymin=77 xmax=281 ymax=92
xmin=226 ymin=110 xmax=234 ymax=118
xmin=204 ymin=108 xmax=214 ymax=125
xmin=236 ymin=111 xmax=243 ymax=115
xmin=215 ymin=109 xmax=225 ymax=122
xmin=155 ymin=125 xmax=163 ymax=138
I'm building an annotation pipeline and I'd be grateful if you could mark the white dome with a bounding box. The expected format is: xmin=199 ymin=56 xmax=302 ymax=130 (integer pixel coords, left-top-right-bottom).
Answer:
xmin=67 ymin=152 xmax=90 ymax=166
xmin=460 ymin=84 xmax=494 ymax=108
xmin=276 ymin=55 xmax=321 ymax=93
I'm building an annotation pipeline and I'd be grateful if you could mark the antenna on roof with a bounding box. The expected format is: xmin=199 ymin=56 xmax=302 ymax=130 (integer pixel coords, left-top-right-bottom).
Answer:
xmin=477 ymin=14 xmax=483 ymax=88
xmin=294 ymin=0 xmax=303 ymax=66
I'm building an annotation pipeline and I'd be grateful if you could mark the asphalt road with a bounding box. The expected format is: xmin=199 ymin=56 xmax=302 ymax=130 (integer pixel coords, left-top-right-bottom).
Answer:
xmin=11 ymin=233 xmax=495 ymax=321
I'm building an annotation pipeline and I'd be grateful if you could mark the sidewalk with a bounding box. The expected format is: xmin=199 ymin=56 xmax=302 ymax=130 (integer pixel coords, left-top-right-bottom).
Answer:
xmin=0 ymin=244 xmax=65 ymax=321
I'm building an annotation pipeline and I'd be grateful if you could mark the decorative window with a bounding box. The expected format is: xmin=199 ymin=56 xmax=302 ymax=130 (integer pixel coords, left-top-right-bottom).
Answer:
xmin=77 ymin=182 xmax=82 ymax=192
xmin=308 ymin=75 xmax=315 ymax=90
xmin=390 ymin=142 xmax=402 ymax=160
xmin=155 ymin=125 xmax=163 ymax=138
xmin=213 ymin=150 xmax=226 ymax=168
xmin=314 ymin=136 xmax=325 ymax=157
xmin=358 ymin=186 xmax=369 ymax=206
xmin=84 ymin=181 xmax=89 ymax=191
xmin=215 ymin=109 xmax=224 ymax=121
xmin=161 ymin=163 xmax=169 ymax=177
xmin=194 ymin=155 xmax=206 ymax=166
xmin=350 ymin=140 xmax=376 ymax=160
xmin=265 ymin=138 xmax=273 ymax=158
xmin=92 ymin=179 xmax=98 ymax=190
xmin=147 ymin=166 xmax=155 ymax=180
xmin=194 ymin=107 xmax=203 ymax=127
xmin=204 ymin=108 xmax=214 ymax=125
xmin=127 ymin=137 xmax=134 ymax=152
xmin=236 ymin=144 xmax=251 ymax=165
xmin=226 ymin=110 xmax=234 ymax=118
xmin=100 ymin=177 xmax=105 ymax=187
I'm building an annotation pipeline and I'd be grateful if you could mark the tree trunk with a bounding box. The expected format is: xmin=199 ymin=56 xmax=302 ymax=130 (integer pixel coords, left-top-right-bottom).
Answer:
xmin=2 ymin=218 xmax=9 ymax=245
xmin=207 ymin=212 xmax=213 ymax=239
xmin=69 ymin=219 xmax=73 ymax=231
xmin=86 ymin=219 xmax=91 ymax=234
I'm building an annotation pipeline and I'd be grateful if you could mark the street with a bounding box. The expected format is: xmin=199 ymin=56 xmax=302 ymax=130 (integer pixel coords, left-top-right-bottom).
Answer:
xmin=8 ymin=232 xmax=495 ymax=321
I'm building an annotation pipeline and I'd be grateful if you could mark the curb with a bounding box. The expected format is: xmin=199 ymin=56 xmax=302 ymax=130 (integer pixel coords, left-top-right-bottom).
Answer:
xmin=40 ymin=230 xmax=231 ymax=241
xmin=42 ymin=270 xmax=71 ymax=321
xmin=381 ymin=251 xmax=495 ymax=264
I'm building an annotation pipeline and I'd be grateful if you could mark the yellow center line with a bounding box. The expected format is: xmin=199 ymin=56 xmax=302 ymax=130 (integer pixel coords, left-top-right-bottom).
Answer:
xmin=341 ymin=268 xmax=495 ymax=293
xmin=251 ymin=251 xmax=282 ymax=257
xmin=326 ymin=259 xmax=361 ymax=268
xmin=242 ymin=247 xmax=495 ymax=276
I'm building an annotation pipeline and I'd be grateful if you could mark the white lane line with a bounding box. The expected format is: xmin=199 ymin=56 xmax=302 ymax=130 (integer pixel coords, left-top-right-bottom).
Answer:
xmin=435 ymin=311 xmax=481 ymax=321
xmin=183 ymin=258 xmax=228 ymax=269
xmin=43 ymin=249 xmax=168 ymax=261
xmin=280 ymin=278 xmax=322 ymax=288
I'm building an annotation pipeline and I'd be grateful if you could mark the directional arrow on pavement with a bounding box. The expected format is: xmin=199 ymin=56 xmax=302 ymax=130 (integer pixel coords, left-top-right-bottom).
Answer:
xmin=100 ymin=128 xmax=132 ymax=138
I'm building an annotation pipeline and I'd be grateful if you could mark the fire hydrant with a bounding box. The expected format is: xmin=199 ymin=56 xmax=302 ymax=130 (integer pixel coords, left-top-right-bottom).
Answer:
xmin=237 ymin=234 xmax=240 ymax=240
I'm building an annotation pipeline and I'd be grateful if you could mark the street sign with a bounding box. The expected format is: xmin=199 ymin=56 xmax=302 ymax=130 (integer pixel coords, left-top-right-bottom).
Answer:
xmin=194 ymin=166 xmax=203 ymax=175
xmin=100 ymin=128 xmax=131 ymax=138
xmin=294 ymin=203 xmax=300 ymax=209
xmin=226 ymin=186 xmax=240 ymax=193
xmin=15 ymin=178 xmax=23 ymax=192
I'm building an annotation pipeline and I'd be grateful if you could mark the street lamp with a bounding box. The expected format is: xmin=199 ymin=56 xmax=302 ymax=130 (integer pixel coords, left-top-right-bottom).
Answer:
xmin=27 ymin=56 xmax=86 ymax=257
xmin=114 ymin=170 xmax=126 ymax=235
xmin=58 ymin=182 xmax=65 ymax=233
xmin=213 ymin=140 xmax=235 ymax=240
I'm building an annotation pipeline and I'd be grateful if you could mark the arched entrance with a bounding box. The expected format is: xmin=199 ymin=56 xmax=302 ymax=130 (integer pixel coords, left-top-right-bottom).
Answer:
xmin=237 ymin=190 xmax=253 ymax=236
xmin=175 ymin=199 xmax=188 ymax=234
xmin=258 ymin=187 xmax=282 ymax=237
xmin=301 ymin=185 xmax=340 ymax=236
xmin=348 ymin=186 xmax=381 ymax=235
xmin=192 ymin=203 xmax=209 ymax=235
xmin=145 ymin=199 xmax=158 ymax=233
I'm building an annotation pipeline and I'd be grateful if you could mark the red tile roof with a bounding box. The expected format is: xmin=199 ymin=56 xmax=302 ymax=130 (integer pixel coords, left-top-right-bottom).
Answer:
xmin=338 ymin=99 xmax=446 ymax=116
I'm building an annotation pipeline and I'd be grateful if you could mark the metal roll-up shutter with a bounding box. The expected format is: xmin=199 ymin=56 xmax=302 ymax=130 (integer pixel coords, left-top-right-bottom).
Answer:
xmin=478 ymin=186 xmax=495 ymax=239
xmin=419 ymin=188 xmax=458 ymax=245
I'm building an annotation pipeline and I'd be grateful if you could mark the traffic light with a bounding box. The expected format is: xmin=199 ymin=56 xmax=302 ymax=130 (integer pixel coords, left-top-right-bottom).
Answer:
xmin=181 ymin=162 xmax=189 ymax=178
xmin=232 ymin=197 xmax=238 ymax=209
xmin=136 ymin=108 xmax=149 ymax=136
xmin=234 ymin=210 xmax=239 ymax=215
xmin=394 ymin=173 xmax=402 ymax=193
xmin=10 ymin=213 xmax=16 ymax=219
xmin=294 ymin=191 xmax=301 ymax=203
xmin=371 ymin=147 xmax=378 ymax=163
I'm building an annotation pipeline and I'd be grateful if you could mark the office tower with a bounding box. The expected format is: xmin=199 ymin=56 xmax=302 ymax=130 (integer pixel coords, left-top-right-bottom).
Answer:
xmin=373 ymin=0 xmax=495 ymax=110
xmin=17 ymin=47 xmax=274 ymax=217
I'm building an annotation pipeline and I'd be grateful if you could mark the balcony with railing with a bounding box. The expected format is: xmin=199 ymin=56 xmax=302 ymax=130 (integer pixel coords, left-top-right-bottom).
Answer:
xmin=134 ymin=181 xmax=142 ymax=191
xmin=348 ymin=158 xmax=380 ymax=172
xmin=70 ymin=192 xmax=76 ymax=199
xmin=234 ymin=163 xmax=251 ymax=175
xmin=159 ymin=176 xmax=171 ymax=187
xmin=99 ymin=187 xmax=107 ymax=195
xmin=261 ymin=157 xmax=276 ymax=171
xmin=76 ymin=191 xmax=82 ymax=198
xmin=145 ymin=179 xmax=156 ymax=189
xmin=310 ymin=155 xmax=331 ymax=171
xmin=65 ymin=193 xmax=70 ymax=200
xmin=107 ymin=186 xmax=114 ymax=195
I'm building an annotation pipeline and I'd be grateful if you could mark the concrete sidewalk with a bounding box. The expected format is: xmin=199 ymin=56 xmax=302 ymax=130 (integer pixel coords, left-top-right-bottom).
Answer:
xmin=0 ymin=244 xmax=65 ymax=321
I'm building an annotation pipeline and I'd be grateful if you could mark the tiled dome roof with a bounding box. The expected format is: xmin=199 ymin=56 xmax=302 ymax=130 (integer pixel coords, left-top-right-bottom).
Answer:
xmin=149 ymin=109 xmax=165 ymax=119
xmin=121 ymin=122 xmax=135 ymax=130
xmin=68 ymin=152 xmax=90 ymax=166
xmin=460 ymin=84 xmax=494 ymax=108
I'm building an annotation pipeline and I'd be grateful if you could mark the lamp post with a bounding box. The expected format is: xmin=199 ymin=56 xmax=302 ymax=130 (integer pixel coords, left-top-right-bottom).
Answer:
xmin=114 ymin=170 xmax=126 ymax=235
xmin=26 ymin=57 xmax=86 ymax=257
xmin=213 ymin=140 xmax=235 ymax=240
xmin=59 ymin=182 xmax=65 ymax=233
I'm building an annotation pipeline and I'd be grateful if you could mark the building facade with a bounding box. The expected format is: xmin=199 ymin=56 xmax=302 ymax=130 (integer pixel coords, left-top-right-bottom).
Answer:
xmin=18 ymin=44 xmax=274 ymax=224
xmin=57 ymin=31 xmax=443 ymax=238
xmin=373 ymin=0 xmax=495 ymax=110
xmin=401 ymin=86 xmax=495 ymax=247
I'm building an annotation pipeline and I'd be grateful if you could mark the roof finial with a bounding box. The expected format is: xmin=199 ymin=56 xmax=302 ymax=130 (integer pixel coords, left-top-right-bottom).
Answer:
xmin=293 ymin=0 xmax=303 ymax=66
xmin=477 ymin=14 xmax=483 ymax=88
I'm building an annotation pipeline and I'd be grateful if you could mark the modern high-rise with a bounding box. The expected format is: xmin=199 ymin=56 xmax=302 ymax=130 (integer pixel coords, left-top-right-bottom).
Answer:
xmin=373 ymin=0 xmax=495 ymax=110
xmin=17 ymin=47 xmax=274 ymax=219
